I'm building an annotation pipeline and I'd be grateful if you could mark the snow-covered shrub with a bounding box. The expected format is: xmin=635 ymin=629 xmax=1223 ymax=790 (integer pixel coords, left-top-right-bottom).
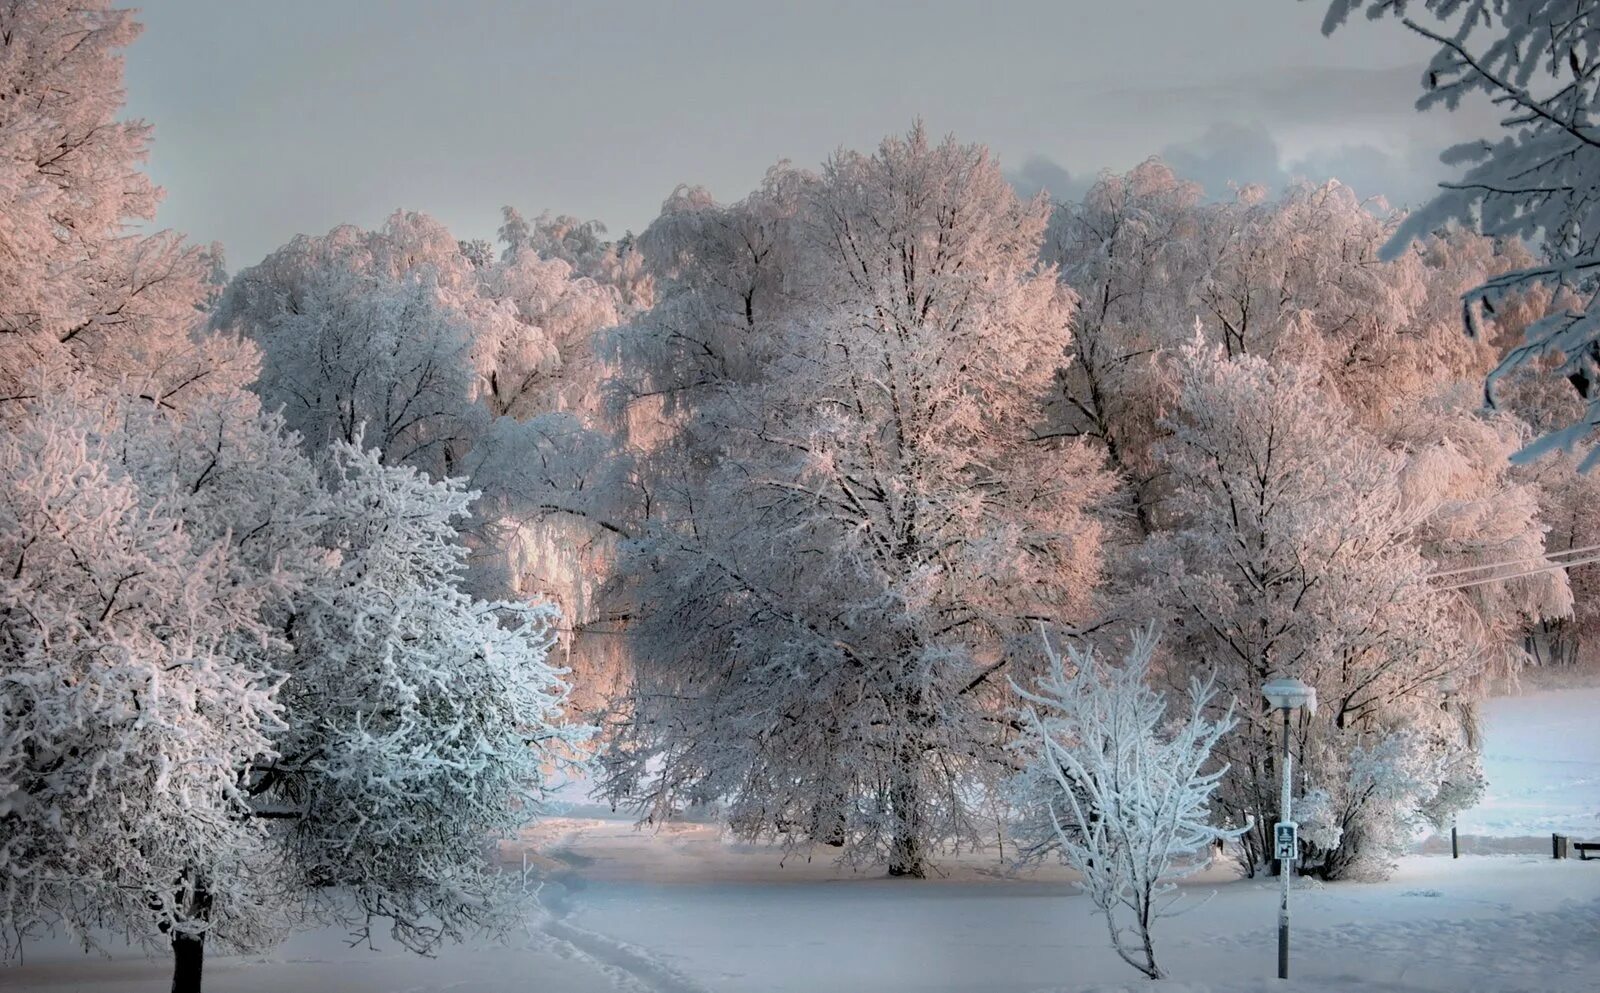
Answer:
xmin=1013 ymin=625 xmax=1240 ymax=980
xmin=1293 ymin=788 xmax=1345 ymax=855
xmin=1301 ymin=726 xmax=1478 ymax=880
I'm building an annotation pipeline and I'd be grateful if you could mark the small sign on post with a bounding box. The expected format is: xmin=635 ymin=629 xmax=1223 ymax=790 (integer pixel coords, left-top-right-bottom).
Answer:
xmin=1274 ymin=821 xmax=1298 ymax=861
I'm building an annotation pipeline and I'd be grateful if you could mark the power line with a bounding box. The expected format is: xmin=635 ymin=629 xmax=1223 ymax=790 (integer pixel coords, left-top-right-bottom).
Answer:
xmin=1426 ymin=541 xmax=1600 ymax=580
xmin=1432 ymin=550 xmax=1600 ymax=593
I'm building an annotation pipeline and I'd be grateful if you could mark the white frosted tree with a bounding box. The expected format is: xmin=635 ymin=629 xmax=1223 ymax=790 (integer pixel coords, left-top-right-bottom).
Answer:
xmin=1047 ymin=166 xmax=1567 ymax=693
xmin=477 ymin=248 xmax=620 ymax=419
xmin=498 ymin=207 xmax=654 ymax=313
xmin=212 ymin=207 xmax=624 ymax=477
xmin=258 ymin=439 xmax=587 ymax=955
xmin=1388 ymin=387 xmax=1572 ymax=680
xmin=2 ymin=394 xmax=587 ymax=991
xmin=1137 ymin=340 xmax=1482 ymax=878
xmin=1013 ymin=625 xmax=1240 ymax=981
xmin=1041 ymin=171 xmax=1523 ymax=535
xmin=1038 ymin=159 xmax=1204 ymax=535
xmin=602 ymin=125 xmax=1114 ymax=877
xmin=0 ymin=384 xmax=324 ymax=989
xmin=210 ymin=216 xmax=485 ymax=477
xmin=0 ymin=0 xmax=222 ymax=411
xmin=0 ymin=6 xmax=323 ymax=983
xmin=0 ymin=9 xmax=587 ymax=990
xmin=1522 ymin=446 xmax=1600 ymax=665
xmin=214 ymin=211 xmax=633 ymax=704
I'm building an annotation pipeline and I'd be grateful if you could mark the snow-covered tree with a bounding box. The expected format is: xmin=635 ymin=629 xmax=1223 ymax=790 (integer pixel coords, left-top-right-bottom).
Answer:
xmin=1322 ymin=0 xmax=1600 ymax=464
xmin=0 ymin=0 xmax=223 ymax=410
xmin=1013 ymin=625 xmax=1240 ymax=981
xmin=1387 ymin=387 xmax=1571 ymax=681
xmin=1137 ymin=340 xmax=1480 ymax=878
xmin=259 ymin=439 xmax=586 ymax=956
xmin=602 ymin=125 xmax=1114 ymax=878
xmin=1522 ymin=447 xmax=1600 ymax=665
xmin=214 ymin=208 xmax=624 ymax=471
xmin=0 ymin=8 xmax=304 ymax=983
xmin=211 ymin=216 xmax=484 ymax=477
xmin=1042 ymin=172 xmax=1507 ymax=532
xmin=498 ymin=206 xmax=654 ymax=313
xmin=214 ymin=210 xmax=632 ymax=705
xmin=2 ymin=396 xmax=586 ymax=989
xmin=1038 ymin=160 xmax=1204 ymax=534
xmin=0 ymin=383 xmax=323 ymax=987
xmin=1048 ymin=167 xmax=1566 ymax=680
xmin=609 ymin=169 xmax=810 ymax=415
xmin=1 ymin=9 xmax=586 ymax=990
xmin=476 ymin=247 xmax=621 ymax=420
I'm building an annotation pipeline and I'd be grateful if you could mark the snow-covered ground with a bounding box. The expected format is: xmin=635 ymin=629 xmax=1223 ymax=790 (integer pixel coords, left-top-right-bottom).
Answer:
xmin=1454 ymin=687 xmax=1600 ymax=842
xmin=9 ymin=688 xmax=1600 ymax=993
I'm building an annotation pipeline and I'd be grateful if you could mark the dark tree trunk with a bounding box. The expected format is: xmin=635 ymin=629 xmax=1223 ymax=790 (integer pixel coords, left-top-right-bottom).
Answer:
xmin=888 ymin=827 xmax=924 ymax=877
xmin=171 ymin=931 xmax=205 ymax=993
xmin=813 ymin=800 xmax=848 ymax=847
xmin=169 ymin=884 xmax=212 ymax=993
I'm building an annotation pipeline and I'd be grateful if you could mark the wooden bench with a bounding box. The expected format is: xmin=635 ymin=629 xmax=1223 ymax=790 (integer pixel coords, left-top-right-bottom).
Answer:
xmin=1575 ymin=841 xmax=1600 ymax=861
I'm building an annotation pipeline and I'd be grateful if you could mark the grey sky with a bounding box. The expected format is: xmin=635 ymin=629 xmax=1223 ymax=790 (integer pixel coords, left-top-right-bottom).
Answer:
xmin=123 ymin=0 xmax=1493 ymax=270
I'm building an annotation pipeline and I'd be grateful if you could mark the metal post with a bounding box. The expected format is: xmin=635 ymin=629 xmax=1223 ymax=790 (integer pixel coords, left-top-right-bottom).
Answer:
xmin=1279 ymin=707 xmax=1291 ymax=981
xmin=1451 ymin=818 xmax=1459 ymax=859
xmin=1262 ymin=677 xmax=1313 ymax=984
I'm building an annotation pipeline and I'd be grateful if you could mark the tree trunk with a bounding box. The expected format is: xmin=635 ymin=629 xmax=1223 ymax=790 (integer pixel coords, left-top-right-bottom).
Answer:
xmin=813 ymin=799 xmax=848 ymax=848
xmin=171 ymin=931 xmax=204 ymax=993
xmin=888 ymin=823 xmax=924 ymax=877
xmin=887 ymin=748 xmax=925 ymax=878
xmin=170 ymin=885 xmax=212 ymax=993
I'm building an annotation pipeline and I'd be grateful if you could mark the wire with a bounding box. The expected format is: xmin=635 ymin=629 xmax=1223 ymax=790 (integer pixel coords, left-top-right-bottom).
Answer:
xmin=1432 ymin=550 xmax=1600 ymax=593
xmin=1426 ymin=540 xmax=1600 ymax=580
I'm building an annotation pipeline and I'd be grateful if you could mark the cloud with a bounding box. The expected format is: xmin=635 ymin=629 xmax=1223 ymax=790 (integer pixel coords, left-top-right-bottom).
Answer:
xmin=1011 ymin=119 xmax=1452 ymax=217
xmin=1005 ymin=155 xmax=1091 ymax=204
xmin=1285 ymin=141 xmax=1445 ymax=210
xmin=1095 ymin=66 xmax=1474 ymax=135
xmin=1059 ymin=61 xmax=1486 ymax=210
xmin=1158 ymin=122 xmax=1289 ymax=198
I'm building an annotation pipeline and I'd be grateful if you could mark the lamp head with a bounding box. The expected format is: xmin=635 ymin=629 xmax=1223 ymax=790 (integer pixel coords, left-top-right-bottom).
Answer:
xmin=1262 ymin=677 xmax=1317 ymax=714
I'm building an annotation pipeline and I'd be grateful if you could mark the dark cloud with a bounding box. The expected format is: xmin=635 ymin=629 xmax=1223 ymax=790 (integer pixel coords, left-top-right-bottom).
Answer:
xmin=1158 ymin=122 xmax=1289 ymax=198
xmin=1005 ymin=156 xmax=1092 ymax=204
xmin=1013 ymin=120 xmax=1452 ymax=214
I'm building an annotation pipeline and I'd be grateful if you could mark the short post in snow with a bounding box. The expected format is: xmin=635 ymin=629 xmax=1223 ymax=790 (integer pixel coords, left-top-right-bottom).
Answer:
xmin=1262 ymin=677 xmax=1316 ymax=982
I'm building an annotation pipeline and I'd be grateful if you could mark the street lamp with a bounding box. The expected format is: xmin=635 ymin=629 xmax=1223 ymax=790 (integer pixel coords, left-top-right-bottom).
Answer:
xmin=1262 ymin=676 xmax=1316 ymax=982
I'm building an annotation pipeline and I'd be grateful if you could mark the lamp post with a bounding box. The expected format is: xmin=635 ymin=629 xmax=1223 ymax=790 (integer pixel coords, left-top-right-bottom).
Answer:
xmin=1262 ymin=677 xmax=1316 ymax=982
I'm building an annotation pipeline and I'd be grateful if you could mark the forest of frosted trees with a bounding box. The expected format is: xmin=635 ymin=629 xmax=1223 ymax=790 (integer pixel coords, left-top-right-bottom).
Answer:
xmin=8 ymin=0 xmax=1600 ymax=990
